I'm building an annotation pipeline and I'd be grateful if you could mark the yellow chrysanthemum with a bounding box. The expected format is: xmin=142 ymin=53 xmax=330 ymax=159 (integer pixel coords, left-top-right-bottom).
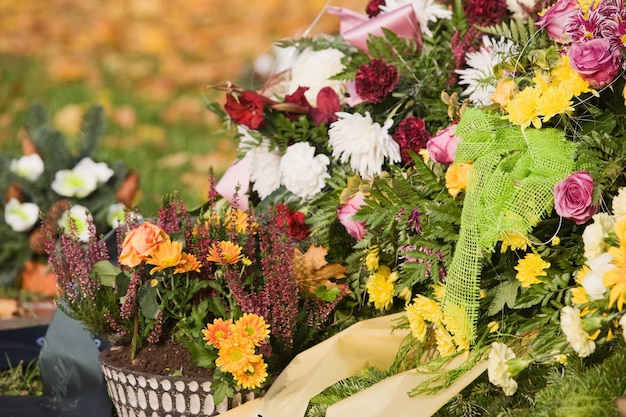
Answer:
xmin=215 ymin=335 xmax=256 ymax=373
xmin=411 ymin=295 xmax=442 ymax=324
xmin=227 ymin=209 xmax=252 ymax=234
xmin=432 ymin=283 xmax=446 ymax=301
xmin=365 ymin=246 xmax=380 ymax=271
xmin=434 ymin=327 xmax=456 ymax=357
xmin=145 ymin=240 xmax=183 ymax=274
xmin=551 ymin=56 xmax=591 ymax=97
xmin=499 ymin=230 xmax=530 ymax=253
xmin=231 ymin=355 xmax=268 ymax=389
xmin=365 ymin=265 xmax=397 ymax=310
xmin=406 ymin=304 xmax=428 ymax=341
xmin=536 ymin=85 xmax=575 ymax=123
xmin=235 ymin=313 xmax=270 ymax=346
xmin=206 ymin=240 xmax=245 ymax=265
xmin=503 ymin=86 xmax=542 ymax=129
xmin=175 ymin=252 xmax=202 ymax=274
xmin=514 ymin=253 xmax=550 ymax=288
xmin=202 ymin=318 xmax=234 ymax=349
xmin=603 ymin=246 xmax=626 ymax=311
xmin=442 ymin=304 xmax=471 ymax=351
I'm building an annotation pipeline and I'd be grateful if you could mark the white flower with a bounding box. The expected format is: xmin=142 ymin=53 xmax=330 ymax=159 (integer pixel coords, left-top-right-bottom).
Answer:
xmin=506 ymin=0 xmax=540 ymax=20
xmin=51 ymin=168 xmax=98 ymax=198
xmin=288 ymin=47 xmax=345 ymax=106
xmin=328 ymin=112 xmax=400 ymax=178
xmin=582 ymin=252 xmax=613 ymax=300
xmin=106 ymin=202 xmax=126 ymax=228
xmin=279 ymin=142 xmax=330 ymax=200
xmin=382 ymin=0 xmax=452 ymax=38
xmin=613 ymin=187 xmax=626 ymax=221
xmin=582 ymin=213 xmax=614 ymax=261
xmin=456 ymin=36 xmax=518 ymax=105
xmin=10 ymin=154 xmax=44 ymax=181
xmin=58 ymin=205 xmax=93 ymax=242
xmin=4 ymin=198 xmax=40 ymax=232
xmin=560 ymin=306 xmax=596 ymax=358
xmin=74 ymin=157 xmax=114 ymax=185
xmin=487 ymin=342 xmax=518 ymax=396
xmin=249 ymin=142 xmax=282 ymax=199
xmin=619 ymin=314 xmax=626 ymax=343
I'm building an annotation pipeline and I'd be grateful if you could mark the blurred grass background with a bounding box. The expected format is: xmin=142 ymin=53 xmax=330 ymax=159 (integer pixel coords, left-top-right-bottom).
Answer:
xmin=0 ymin=0 xmax=362 ymax=214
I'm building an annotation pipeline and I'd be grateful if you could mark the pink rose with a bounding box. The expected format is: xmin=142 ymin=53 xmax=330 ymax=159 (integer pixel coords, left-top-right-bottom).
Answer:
xmin=553 ymin=171 xmax=598 ymax=225
xmin=426 ymin=124 xmax=460 ymax=165
xmin=337 ymin=191 xmax=367 ymax=241
xmin=535 ymin=0 xmax=578 ymax=43
xmin=568 ymin=38 xmax=621 ymax=89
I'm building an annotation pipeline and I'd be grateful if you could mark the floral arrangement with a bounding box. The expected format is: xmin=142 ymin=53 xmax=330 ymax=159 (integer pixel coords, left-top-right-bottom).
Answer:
xmin=0 ymin=102 xmax=138 ymax=293
xmin=45 ymin=179 xmax=348 ymax=402
xmin=210 ymin=0 xmax=626 ymax=414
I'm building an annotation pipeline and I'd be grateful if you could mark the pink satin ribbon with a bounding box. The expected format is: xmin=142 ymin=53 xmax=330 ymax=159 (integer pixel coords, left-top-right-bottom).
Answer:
xmin=326 ymin=4 xmax=422 ymax=53
xmin=216 ymin=157 xmax=251 ymax=210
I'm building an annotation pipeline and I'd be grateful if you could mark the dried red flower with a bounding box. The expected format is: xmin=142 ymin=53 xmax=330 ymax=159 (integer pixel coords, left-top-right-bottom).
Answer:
xmin=310 ymin=87 xmax=341 ymax=125
xmin=224 ymin=90 xmax=269 ymax=129
xmin=392 ymin=116 xmax=430 ymax=166
xmin=355 ymin=59 xmax=399 ymax=104
xmin=464 ymin=0 xmax=508 ymax=25
xmin=275 ymin=204 xmax=310 ymax=241
xmin=366 ymin=0 xmax=386 ymax=18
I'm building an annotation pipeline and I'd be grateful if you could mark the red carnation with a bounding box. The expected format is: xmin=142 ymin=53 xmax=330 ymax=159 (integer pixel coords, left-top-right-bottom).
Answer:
xmin=275 ymin=204 xmax=310 ymax=241
xmin=224 ymin=90 xmax=269 ymax=130
xmin=464 ymin=0 xmax=507 ymax=25
xmin=392 ymin=116 xmax=430 ymax=166
xmin=366 ymin=0 xmax=386 ymax=18
xmin=310 ymin=87 xmax=341 ymax=125
xmin=355 ymin=59 xmax=399 ymax=104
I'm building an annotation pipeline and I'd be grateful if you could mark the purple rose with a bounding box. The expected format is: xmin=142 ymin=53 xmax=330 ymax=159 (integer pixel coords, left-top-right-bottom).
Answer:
xmin=338 ymin=191 xmax=367 ymax=241
xmin=535 ymin=0 xmax=578 ymax=43
xmin=568 ymin=38 xmax=621 ymax=89
xmin=426 ymin=123 xmax=460 ymax=165
xmin=554 ymin=171 xmax=597 ymax=225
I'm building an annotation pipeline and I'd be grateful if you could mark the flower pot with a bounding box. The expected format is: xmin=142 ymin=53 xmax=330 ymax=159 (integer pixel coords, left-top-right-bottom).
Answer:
xmin=98 ymin=348 xmax=261 ymax=416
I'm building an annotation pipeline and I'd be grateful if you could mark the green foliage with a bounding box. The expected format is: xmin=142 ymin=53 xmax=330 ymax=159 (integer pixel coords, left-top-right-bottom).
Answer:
xmin=0 ymin=360 xmax=43 ymax=396
xmin=479 ymin=18 xmax=545 ymax=51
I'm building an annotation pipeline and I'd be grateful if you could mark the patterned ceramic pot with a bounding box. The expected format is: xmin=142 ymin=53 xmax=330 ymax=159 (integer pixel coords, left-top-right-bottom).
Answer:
xmin=99 ymin=349 xmax=260 ymax=417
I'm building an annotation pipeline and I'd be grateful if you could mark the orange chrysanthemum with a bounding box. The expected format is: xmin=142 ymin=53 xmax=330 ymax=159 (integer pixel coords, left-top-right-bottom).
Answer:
xmin=231 ymin=355 xmax=268 ymax=389
xmin=215 ymin=335 xmax=256 ymax=373
xmin=234 ymin=313 xmax=270 ymax=346
xmin=202 ymin=318 xmax=234 ymax=349
xmin=175 ymin=252 xmax=202 ymax=274
xmin=206 ymin=240 xmax=245 ymax=265
xmin=145 ymin=240 xmax=183 ymax=274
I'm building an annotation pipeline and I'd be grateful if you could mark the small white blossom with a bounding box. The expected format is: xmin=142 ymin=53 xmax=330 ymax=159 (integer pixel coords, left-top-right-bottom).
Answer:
xmin=74 ymin=157 xmax=114 ymax=185
xmin=328 ymin=112 xmax=400 ymax=178
xmin=456 ymin=36 xmax=518 ymax=105
xmin=288 ymin=47 xmax=345 ymax=106
xmin=560 ymin=306 xmax=596 ymax=358
xmin=582 ymin=252 xmax=613 ymax=300
xmin=58 ymin=205 xmax=93 ymax=242
xmin=4 ymin=198 xmax=40 ymax=232
xmin=279 ymin=142 xmax=330 ymax=200
xmin=487 ymin=342 xmax=518 ymax=396
xmin=10 ymin=154 xmax=44 ymax=181
xmin=382 ymin=0 xmax=452 ymax=38
xmin=582 ymin=213 xmax=614 ymax=262
xmin=506 ymin=0 xmax=540 ymax=20
xmin=106 ymin=202 xmax=126 ymax=228
xmin=51 ymin=168 xmax=98 ymax=198
xmin=612 ymin=187 xmax=626 ymax=221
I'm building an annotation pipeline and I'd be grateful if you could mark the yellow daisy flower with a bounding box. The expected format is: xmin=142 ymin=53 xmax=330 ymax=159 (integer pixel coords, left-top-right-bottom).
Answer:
xmin=216 ymin=335 xmax=256 ymax=374
xmin=202 ymin=318 xmax=234 ymax=349
xmin=365 ymin=246 xmax=380 ymax=271
xmin=514 ymin=252 xmax=550 ymax=288
xmin=536 ymin=85 xmax=574 ymax=124
xmin=603 ymin=246 xmax=626 ymax=311
xmin=411 ymin=295 xmax=443 ymax=324
xmin=231 ymin=355 xmax=268 ymax=389
xmin=365 ymin=265 xmax=397 ymax=310
xmin=145 ymin=240 xmax=183 ymax=274
xmin=234 ymin=313 xmax=270 ymax=346
xmin=175 ymin=252 xmax=202 ymax=274
xmin=406 ymin=304 xmax=428 ymax=341
xmin=207 ymin=240 xmax=245 ymax=265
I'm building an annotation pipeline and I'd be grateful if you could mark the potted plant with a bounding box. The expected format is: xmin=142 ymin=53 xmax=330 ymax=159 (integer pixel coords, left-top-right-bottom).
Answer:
xmin=44 ymin=177 xmax=349 ymax=416
xmin=0 ymin=102 xmax=139 ymax=298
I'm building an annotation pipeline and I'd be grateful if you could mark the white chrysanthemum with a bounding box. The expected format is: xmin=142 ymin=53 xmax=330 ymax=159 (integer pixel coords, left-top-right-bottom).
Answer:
xmin=58 ymin=205 xmax=93 ymax=242
xmin=582 ymin=252 xmax=613 ymax=300
xmin=51 ymin=168 xmax=98 ymax=198
xmin=279 ymin=142 xmax=330 ymax=200
xmin=106 ymin=202 xmax=126 ymax=228
xmin=288 ymin=47 xmax=345 ymax=106
xmin=506 ymin=0 xmax=540 ymax=20
xmin=487 ymin=343 xmax=518 ymax=396
xmin=10 ymin=154 xmax=44 ymax=181
xmin=74 ymin=157 xmax=114 ymax=185
xmin=456 ymin=36 xmax=518 ymax=105
xmin=249 ymin=142 xmax=282 ymax=199
xmin=4 ymin=198 xmax=40 ymax=232
xmin=613 ymin=187 xmax=626 ymax=221
xmin=329 ymin=112 xmax=400 ymax=178
xmin=582 ymin=213 xmax=614 ymax=261
xmin=382 ymin=0 xmax=452 ymax=38
xmin=560 ymin=306 xmax=596 ymax=358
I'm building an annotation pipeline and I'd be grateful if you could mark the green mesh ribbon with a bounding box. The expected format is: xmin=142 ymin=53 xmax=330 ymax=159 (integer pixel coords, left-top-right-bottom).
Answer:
xmin=441 ymin=108 xmax=576 ymax=345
